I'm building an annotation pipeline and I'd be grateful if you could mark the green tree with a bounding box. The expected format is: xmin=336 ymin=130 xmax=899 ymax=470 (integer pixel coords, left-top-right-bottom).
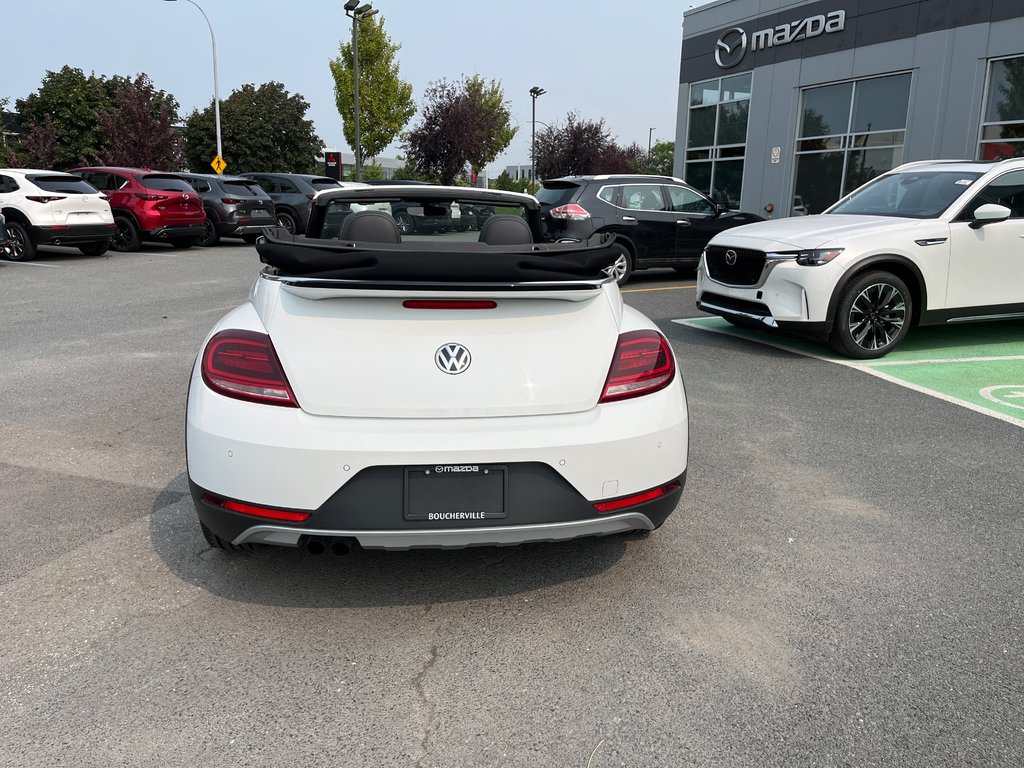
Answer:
xmin=329 ymin=15 xmax=415 ymax=163
xmin=16 ymin=66 xmax=111 ymax=169
xmin=490 ymin=170 xmax=537 ymax=194
xmin=642 ymin=140 xmax=675 ymax=176
xmin=184 ymin=82 xmax=322 ymax=174
xmin=404 ymin=76 xmax=517 ymax=185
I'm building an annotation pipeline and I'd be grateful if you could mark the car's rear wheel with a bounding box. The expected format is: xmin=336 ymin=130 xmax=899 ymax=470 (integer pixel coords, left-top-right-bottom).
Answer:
xmin=197 ymin=218 xmax=219 ymax=247
xmin=828 ymin=271 xmax=912 ymax=359
xmin=111 ymin=216 xmax=141 ymax=252
xmin=78 ymin=240 xmax=110 ymax=257
xmin=603 ymin=244 xmax=633 ymax=285
xmin=394 ymin=213 xmax=414 ymax=234
xmin=277 ymin=211 xmax=297 ymax=235
xmin=4 ymin=222 xmax=36 ymax=261
xmin=200 ymin=521 xmax=258 ymax=552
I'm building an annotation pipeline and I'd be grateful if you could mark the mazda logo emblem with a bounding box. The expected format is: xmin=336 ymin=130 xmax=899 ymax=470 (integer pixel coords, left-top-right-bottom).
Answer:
xmin=725 ymin=249 xmax=738 ymax=266
xmin=715 ymin=27 xmax=747 ymax=68
xmin=435 ymin=343 xmax=471 ymax=375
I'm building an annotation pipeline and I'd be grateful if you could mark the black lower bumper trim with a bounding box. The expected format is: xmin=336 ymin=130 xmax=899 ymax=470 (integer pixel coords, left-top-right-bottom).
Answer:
xmin=145 ymin=225 xmax=206 ymax=239
xmin=190 ymin=463 xmax=685 ymax=546
xmin=31 ymin=224 xmax=115 ymax=245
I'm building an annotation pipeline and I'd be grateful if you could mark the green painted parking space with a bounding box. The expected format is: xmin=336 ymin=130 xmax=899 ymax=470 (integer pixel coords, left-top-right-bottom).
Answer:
xmin=676 ymin=316 xmax=1024 ymax=428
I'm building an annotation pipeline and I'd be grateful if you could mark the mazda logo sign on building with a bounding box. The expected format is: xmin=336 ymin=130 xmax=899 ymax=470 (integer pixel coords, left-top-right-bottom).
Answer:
xmin=715 ymin=27 xmax=748 ymax=68
xmin=435 ymin=343 xmax=472 ymax=374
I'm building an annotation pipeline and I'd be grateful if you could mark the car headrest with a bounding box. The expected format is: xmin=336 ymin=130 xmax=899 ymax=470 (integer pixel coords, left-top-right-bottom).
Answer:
xmin=478 ymin=214 xmax=533 ymax=245
xmin=339 ymin=210 xmax=402 ymax=243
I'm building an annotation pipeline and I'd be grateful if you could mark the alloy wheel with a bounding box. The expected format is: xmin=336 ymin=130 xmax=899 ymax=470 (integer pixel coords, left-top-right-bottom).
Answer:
xmin=847 ymin=282 xmax=907 ymax=351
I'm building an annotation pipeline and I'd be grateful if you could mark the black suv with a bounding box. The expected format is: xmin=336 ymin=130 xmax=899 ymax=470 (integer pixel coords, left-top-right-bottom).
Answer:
xmin=536 ymin=174 xmax=762 ymax=283
xmin=177 ymin=173 xmax=276 ymax=246
xmin=239 ymin=173 xmax=345 ymax=235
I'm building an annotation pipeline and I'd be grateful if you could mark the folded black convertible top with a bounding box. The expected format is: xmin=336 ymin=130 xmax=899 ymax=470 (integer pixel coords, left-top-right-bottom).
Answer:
xmin=256 ymin=228 xmax=620 ymax=282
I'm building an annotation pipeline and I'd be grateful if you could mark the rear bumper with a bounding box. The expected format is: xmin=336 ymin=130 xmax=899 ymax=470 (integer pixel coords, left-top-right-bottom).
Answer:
xmin=30 ymin=223 xmax=114 ymax=245
xmin=189 ymin=468 xmax=684 ymax=550
xmin=216 ymin=221 xmax=275 ymax=237
xmin=144 ymin=224 xmax=206 ymax=240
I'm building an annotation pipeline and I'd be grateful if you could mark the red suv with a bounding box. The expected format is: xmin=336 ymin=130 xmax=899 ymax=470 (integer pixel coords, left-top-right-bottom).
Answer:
xmin=70 ymin=167 xmax=206 ymax=251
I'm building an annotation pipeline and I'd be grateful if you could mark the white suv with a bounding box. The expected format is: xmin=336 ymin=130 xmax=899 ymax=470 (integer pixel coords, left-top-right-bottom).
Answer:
xmin=0 ymin=169 xmax=115 ymax=261
xmin=696 ymin=158 xmax=1024 ymax=358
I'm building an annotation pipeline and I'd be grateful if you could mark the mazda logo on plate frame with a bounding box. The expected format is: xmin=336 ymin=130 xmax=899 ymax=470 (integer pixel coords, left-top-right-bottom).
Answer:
xmin=435 ymin=343 xmax=472 ymax=375
xmin=725 ymin=249 xmax=738 ymax=266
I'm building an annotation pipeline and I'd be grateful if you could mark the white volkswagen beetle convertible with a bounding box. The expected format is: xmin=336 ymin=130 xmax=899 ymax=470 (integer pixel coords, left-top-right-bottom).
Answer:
xmin=186 ymin=186 xmax=688 ymax=553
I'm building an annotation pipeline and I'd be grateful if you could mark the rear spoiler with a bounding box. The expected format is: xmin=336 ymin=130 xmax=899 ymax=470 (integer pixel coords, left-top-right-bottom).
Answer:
xmin=255 ymin=227 xmax=620 ymax=283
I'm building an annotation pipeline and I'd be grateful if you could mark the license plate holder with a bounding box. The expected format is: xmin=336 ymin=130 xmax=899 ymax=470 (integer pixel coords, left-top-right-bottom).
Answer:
xmin=404 ymin=465 xmax=507 ymax=522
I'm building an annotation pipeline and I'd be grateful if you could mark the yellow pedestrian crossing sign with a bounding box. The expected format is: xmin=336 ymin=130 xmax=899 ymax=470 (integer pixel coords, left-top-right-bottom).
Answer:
xmin=211 ymin=155 xmax=227 ymax=174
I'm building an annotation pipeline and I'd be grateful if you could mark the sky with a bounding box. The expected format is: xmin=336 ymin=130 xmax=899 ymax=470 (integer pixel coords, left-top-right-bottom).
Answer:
xmin=3 ymin=0 xmax=702 ymax=177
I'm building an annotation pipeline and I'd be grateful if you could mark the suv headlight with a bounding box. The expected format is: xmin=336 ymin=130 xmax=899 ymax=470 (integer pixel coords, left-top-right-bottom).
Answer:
xmin=791 ymin=248 xmax=844 ymax=266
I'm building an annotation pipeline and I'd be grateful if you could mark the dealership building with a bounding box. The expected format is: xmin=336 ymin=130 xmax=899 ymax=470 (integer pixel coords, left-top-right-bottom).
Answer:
xmin=673 ymin=0 xmax=1024 ymax=216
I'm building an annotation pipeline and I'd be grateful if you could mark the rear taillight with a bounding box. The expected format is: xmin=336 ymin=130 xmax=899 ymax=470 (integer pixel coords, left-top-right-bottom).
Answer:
xmin=26 ymin=195 xmax=66 ymax=203
xmin=599 ymin=330 xmax=675 ymax=403
xmin=201 ymin=493 xmax=311 ymax=523
xmin=201 ymin=329 xmax=298 ymax=407
xmin=222 ymin=197 xmax=244 ymax=204
xmin=135 ymin=192 xmax=168 ymax=201
xmin=549 ymin=203 xmax=590 ymax=220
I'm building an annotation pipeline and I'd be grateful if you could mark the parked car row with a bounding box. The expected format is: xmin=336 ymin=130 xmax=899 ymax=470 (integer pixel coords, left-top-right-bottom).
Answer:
xmin=0 ymin=167 xmax=365 ymax=260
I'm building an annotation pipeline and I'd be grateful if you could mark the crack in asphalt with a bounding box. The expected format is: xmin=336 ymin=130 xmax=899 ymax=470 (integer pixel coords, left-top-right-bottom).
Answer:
xmin=411 ymin=643 xmax=439 ymax=768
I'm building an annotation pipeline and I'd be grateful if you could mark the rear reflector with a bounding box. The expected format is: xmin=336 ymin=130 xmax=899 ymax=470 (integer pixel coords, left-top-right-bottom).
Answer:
xmin=202 ymin=493 xmax=311 ymax=523
xmin=593 ymin=481 xmax=680 ymax=513
xmin=201 ymin=329 xmax=298 ymax=407
xmin=599 ymin=330 xmax=675 ymax=403
xmin=402 ymin=300 xmax=497 ymax=310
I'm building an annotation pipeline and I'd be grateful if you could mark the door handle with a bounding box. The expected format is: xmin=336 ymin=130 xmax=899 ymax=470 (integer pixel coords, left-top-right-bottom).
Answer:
xmin=621 ymin=216 xmax=638 ymax=223
xmin=676 ymin=220 xmax=692 ymax=227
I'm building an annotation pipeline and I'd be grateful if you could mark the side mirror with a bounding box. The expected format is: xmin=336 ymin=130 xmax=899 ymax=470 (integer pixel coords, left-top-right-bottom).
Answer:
xmin=714 ymin=203 xmax=728 ymax=218
xmin=969 ymin=203 xmax=1011 ymax=229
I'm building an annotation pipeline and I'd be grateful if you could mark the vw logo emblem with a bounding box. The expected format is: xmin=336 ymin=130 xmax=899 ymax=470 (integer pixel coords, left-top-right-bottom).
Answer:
xmin=715 ymin=27 xmax=747 ymax=68
xmin=435 ymin=343 xmax=471 ymax=375
xmin=725 ymin=249 xmax=738 ymax=266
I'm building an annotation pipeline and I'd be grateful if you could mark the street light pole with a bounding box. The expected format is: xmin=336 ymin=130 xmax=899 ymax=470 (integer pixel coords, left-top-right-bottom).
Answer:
xmin=344 ymin=1 xmax=378 ymax=182
xmin=165 ymin=0 xmax=221 ymax=162
xmin=648 ymin=127 xmax=655 ymax=164
xmin=529 ymin=86 xmax=546 ymax=187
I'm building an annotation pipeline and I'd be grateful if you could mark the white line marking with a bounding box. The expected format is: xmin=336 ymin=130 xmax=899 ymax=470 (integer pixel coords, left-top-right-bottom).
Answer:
xmin=674 ymin=318 xmax=1024 ymax=429
xmin=866 ymin=355 xmax=1024 ymax=366
xmin=1 ymin=261 xmax=62 ymax=268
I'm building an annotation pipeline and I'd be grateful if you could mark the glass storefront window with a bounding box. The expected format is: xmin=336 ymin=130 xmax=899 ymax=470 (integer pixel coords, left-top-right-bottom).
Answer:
xmin=686 ymin=74 xmax=750 ymax=205
xmin=794 ymin=73 xmax=912 ymax=214
xmin=980 ymin=56 xmax=1024 ymax=161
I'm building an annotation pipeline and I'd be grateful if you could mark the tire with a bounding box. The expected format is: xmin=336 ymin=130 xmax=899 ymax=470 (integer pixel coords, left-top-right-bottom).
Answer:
xmin=242 ymin=234 xmax=260 ymax=245
xmin=200 ymin=521 xmax=257 ymax=552
xmin=111 ymin=216 xmax=141 ymax=252
xmin=828 ymin=271 xmax=912 ymax=359
xmin=394 ymin=212 xmax=414 ymax=235
xmin=4 ymin=221 xmax=36 ymax=261
xmin=197 ymin=218 xmax=220 ymax=247
xmin=603 ymin=244 xmax=633 ymax=285
xmin=277 ymin=211 xmax=297 ymax=235
xmin=169 ymin=238 xmax=196 ymax=250
xmin=78 ymin=240 xmax=110 ymax=257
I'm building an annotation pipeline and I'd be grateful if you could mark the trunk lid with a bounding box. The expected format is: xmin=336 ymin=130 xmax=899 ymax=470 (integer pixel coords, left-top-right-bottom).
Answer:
xmin=266 ymin=283 xmax=620 ymax=419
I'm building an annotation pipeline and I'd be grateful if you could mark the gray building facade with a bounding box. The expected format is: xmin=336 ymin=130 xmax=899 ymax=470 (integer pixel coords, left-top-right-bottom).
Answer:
xmin=675 ymin=0 xmax=1024 ymax=216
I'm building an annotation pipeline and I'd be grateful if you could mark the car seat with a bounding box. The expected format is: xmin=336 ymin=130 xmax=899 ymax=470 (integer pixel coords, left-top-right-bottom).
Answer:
xmin=478 ymin=215 xmax=533 ymax=245
xmin=339 ymin=210 xmax=402 ymax=243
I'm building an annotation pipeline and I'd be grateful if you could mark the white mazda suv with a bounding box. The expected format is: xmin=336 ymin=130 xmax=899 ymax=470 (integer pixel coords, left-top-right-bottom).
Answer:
xmin=696 ymin=158 xmax=1024 ymax=358
xmin=186 ymin=186 xmax=689 ymax=553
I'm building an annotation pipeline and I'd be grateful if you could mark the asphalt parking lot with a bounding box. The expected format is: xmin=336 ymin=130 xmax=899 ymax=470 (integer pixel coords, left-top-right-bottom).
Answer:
xmin=2 ymin=244 xmax=1022 ymax=767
